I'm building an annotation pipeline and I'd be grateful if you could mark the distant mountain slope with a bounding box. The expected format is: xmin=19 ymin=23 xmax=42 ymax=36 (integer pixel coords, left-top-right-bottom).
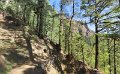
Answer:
xmin=60 ymin=14 xmax=94 ymax=37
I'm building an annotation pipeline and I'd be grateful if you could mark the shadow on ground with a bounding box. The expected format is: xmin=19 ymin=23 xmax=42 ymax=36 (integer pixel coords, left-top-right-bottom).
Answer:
xmin=3 ymin=49 xmax=28 ymax=65
xmin=23 ymin=68 xmax=34 ymax=74
xmin=1 ymin=16 xmax=21 ymax=31
xmin=23 ymin=66 xmax=47 ymax=74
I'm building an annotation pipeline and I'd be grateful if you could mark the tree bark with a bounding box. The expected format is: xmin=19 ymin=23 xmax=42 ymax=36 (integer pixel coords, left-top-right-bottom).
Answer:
xmin=81 ymin=45 xmax=85 ymax=63
xmin=95 ymin=23 xmax=99 ymax=70
xmin=59 ymin=1 xmax=63 ymax=47
xmin=25 ymin=37 xmax=34 ymax=62
xmin=94 ymin=0 xmax=99 ymax=70
xmin=51 ymin=3 xmax=55 ymax=41
xmin=119 ymin=0 xmax=120 ymax=6
xmin=37 ymin=0 xmax=45 ymax=38
xmin=107 ymin=38 xmax=112 ymax=74
xmin=68 ymin=0 xmax=74 ymax=54
xmin=114 ymin=38 xmax=116 ymax=74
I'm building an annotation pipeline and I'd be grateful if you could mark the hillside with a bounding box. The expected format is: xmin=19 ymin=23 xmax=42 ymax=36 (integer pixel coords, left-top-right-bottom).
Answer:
xmin=0 ymin=12 xmax=102 ymax=74
xmin=0 ymin=0 xmax=120 ymax=74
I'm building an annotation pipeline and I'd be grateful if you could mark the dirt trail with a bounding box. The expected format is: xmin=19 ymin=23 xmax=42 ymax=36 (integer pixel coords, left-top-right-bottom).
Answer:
xmin=8 ymin=64 xmax=59 ymax=74
xmin=8 ymin=65 xmax=35 ymax=74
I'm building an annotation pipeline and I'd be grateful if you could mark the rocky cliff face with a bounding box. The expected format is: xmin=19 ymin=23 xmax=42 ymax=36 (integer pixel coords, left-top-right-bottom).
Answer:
xmin=61 ymin=15 xmax=94 ymax=37
xmin=76 ymin=21 xmax=94 ymax=37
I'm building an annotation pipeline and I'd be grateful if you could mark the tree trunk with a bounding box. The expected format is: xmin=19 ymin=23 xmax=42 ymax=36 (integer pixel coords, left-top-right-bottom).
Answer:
xmin=94 ymin=11 xmax=99 ymax=70
xmin=37 ymin=0 xmax=45 ymax=38
xmin=32 ymin=13 xmax=35 ymax=28
xmin=23 ymin=5 xmax=26 ymax=25
xmin=94 ymin=0 xmax=99 ymax=70
xmin=68 ymin=0 xmax=74 ymax=54
xmin=59 ymin=1 xmax=63 ymax=48
xmin=25 ymin=37 xmax=34 ymax=62
xmin=95 ymin=25 xmax=99 ymax=70
xmin=103 ymin=43 xmax=105 ymax=71
xmin=51 ymin=3 xmax=55 ymax=40
xmin=107 ymin=38 xmax=112 ymax=74
xmin=119 ymin=0 xmax=120 ymax=6
xmin=81 ymin=45 xmax=85 ymax=63
xmin=114 ymin=38 xmax=116 ymax=74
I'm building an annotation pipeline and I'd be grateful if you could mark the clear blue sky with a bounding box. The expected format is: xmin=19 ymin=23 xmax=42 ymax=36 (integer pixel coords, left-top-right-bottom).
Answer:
xmin=49 ymin=0 xmax=95 ymax=31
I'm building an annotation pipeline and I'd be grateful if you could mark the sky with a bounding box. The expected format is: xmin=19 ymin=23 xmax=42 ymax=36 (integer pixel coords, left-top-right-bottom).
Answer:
xmin=49 ymin=0 xmax=95 ymax=31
